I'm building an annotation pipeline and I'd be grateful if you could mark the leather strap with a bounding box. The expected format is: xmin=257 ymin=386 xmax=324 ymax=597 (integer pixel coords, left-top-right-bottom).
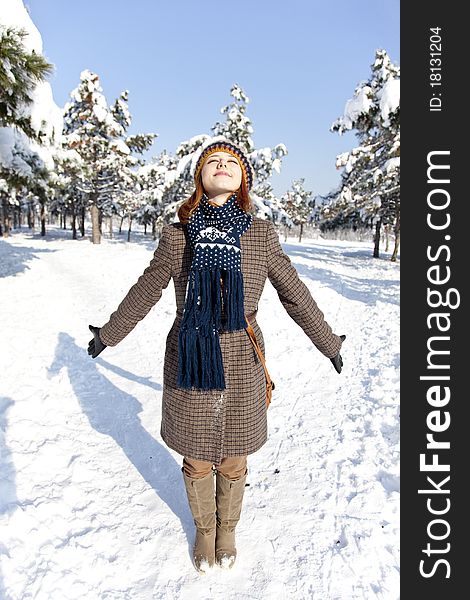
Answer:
xmin=245 ymin=317 xmax=275 ymax=408
xmin=245 ymin=310 xmax=257 ymax=324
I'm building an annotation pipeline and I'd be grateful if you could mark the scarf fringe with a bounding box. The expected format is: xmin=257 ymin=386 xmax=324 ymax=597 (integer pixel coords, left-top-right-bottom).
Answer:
xmin=178 ymin=268 xmax=227 ymax=390
xmin=221 ymin=269 xmax=246 ymax=331
xmin=177 ymin=325 xmax=226 ymax=390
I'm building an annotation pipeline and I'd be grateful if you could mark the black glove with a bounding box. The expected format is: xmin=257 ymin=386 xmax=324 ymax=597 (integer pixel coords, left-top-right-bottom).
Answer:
xmin=331 ymin=334 xmax=346 ymax=374
xmin=87 ymin=325 xmax=107 ymax=359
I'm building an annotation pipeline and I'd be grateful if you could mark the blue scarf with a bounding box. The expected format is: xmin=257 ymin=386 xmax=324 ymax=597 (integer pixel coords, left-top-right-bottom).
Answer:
xmin=177 ymin=193 xmax=253 ymax=390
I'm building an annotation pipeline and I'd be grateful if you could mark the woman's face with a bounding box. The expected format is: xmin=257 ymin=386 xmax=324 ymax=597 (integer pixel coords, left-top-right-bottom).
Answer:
xmin=201 ymin=151 xmax=243 ymax=199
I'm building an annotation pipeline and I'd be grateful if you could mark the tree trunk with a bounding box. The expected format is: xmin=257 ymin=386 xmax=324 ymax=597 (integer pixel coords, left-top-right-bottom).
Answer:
xmin=298 ymin=222 xmax=304 ymax=243
xmin=71 ymin=200 xmax=77 ymax=240
xmin=391 ymin=210 xmax=400 ymax=262
xmin=127 ymin=215 xmax=132 ymax=242
xmin=80 ymin=206 xmax=85 ymax=237
xmin=40 ymin=202 xmax=46 ymax=236
xmin=373 ymin=219 xmax=382 ymax=258
xmin=109 ymin=215 xmax=113 ymax=238
xmin=90 ymin=202 xmax=101 ymax=244
xmin=1 ymin=196 xmax=11 ymax=237
xmin=384 ymin=225 xmax=390 ymax=252
xmin=28 ymin=201 xmax=34 ymax=229
xmin=119 ymin=216 xmax=124 ymax=234
xmin=152 ymin=218 xmax=157 ymax=241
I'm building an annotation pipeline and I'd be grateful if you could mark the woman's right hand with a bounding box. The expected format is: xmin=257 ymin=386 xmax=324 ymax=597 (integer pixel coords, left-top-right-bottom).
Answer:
xmin=330 ymin=334 xmax=346 ymax=374
xmin=87 ymin=325 xmax=107 ymax=359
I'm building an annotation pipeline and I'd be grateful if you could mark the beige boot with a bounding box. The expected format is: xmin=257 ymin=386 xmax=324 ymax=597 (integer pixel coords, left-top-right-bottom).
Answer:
xmin=215 ymin=469 xmax=247 ymax=569
xmin=182 ymin=468 xmax=216 ymax=573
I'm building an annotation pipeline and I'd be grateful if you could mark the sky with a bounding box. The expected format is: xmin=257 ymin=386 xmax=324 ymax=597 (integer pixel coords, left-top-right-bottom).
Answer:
xmin=1 ymin=225 xmax=399 ymax=598
xmin=25 ymin=0 xmax=400 ymax=197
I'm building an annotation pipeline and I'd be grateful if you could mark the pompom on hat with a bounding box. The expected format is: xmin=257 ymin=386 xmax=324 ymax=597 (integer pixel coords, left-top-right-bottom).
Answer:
xmin=192 ymin=136 xmax=254 ymax=190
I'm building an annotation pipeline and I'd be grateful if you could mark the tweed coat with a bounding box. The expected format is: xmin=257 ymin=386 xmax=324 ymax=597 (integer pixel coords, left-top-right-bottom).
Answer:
xmin=99 ymin=217 xmax=342 ymax=465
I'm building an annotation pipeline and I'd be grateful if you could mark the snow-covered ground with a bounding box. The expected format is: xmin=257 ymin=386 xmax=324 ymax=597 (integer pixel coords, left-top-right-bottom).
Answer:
xmin=0 ymin=225 xmax=399 ymax=600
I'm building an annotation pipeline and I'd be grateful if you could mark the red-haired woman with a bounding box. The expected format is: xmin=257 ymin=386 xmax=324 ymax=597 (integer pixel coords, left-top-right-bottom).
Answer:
xmin=88 ymin=137 xmax=345 ymax=573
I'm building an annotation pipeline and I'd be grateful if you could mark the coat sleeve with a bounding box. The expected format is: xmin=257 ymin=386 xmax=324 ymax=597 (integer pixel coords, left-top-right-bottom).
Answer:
xmin=99 ymin=224 xmax=173 ymax=346
xmin=266 ymin=221 xmax=342 ymax=359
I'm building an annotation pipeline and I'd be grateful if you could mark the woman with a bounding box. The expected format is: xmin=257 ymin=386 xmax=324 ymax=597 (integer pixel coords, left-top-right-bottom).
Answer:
xmin=87 ymin=137 xmax=345 ymax=573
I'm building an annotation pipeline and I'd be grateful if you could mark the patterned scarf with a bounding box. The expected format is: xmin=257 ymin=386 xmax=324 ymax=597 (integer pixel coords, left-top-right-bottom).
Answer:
xmin=177 ymin=193 xmax=253 ymax=390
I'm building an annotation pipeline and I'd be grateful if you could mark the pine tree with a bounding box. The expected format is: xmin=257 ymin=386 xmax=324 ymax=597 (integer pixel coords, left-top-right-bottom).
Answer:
xmin=0 ymin=25 xmax=54 ymax=237
xmin=106 ymin=91 xmax=155 ymax=241
xmin=324 ymin=49 xmax=400 ymax=260
xmin=212 ymin=84 xmax=254 ymax=152
xmin=280 ymin=179 xmax=314 ymax=242
xmin=62 ymin=72 xmax=155 ymax=243
xmin=136 ymin=150 xmax=179 ymax=236
xmin=250 ymin=181 xmax=290 ymax=224
xmin=0 ymin=26 xmax=53 ymax=139
xmin=51 ymin=147 xmax=87 ymax=239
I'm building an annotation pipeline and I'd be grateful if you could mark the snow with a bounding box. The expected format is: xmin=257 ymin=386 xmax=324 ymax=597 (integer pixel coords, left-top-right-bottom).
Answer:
xmin=92 ymin=104 xmax=109 ymax=123
xmin=384 ymin=157 xmax=400 ymax=173
xmin=111 ymin=139 xmax=131 ymax=156
xmin=377 ymin=80 xmax=400 ymax=127
xmin=0 ymin=0 xmax=43 ymax=52
xmin=175 ymin=151 xmax=193 ymax=178
xmin=341 ymin=86 xmax=373 ymax=131
xmin=0 ymin=128 xmax=22 ymax=172
xmin=0 ymin=224 xmax=399 ymax=599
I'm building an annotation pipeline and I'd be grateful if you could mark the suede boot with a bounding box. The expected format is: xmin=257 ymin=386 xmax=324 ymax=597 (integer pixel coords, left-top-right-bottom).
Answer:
xmin=215 ymin=469 xmax=247 ymax=569
xmin=182 ymin=468 xmax=216 ymax=573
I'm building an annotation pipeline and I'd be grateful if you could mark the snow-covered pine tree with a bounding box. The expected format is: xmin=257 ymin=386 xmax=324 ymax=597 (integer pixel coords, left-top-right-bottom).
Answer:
xmin=62 ymin=71 xmax=120 ymax=244
xmin=324 ymin=49 xmax=400 ymax=260
xmin=51 ymin=147 xmax=87 ymax=239
xmin=280 ymin=178 xmax=314 ymax=242
xmin=136 ymin=150 xmax=178 ymax=238
xmin=316 ymin=186 xmax=364 ymax=235
xmin=212 ymin=84 xmax=254 ymax=152
xmin=0 ymin=24 xmax=54 ymax=237
xmin=250 ymin=181 xmax=291 ymax=224
xmin=0 ymin=26 xmax=53 ymax=140
xmin=106 ymin=91 xmax=155 ymax=242
xmin=62 ymin=72 xmax=155 ymax=244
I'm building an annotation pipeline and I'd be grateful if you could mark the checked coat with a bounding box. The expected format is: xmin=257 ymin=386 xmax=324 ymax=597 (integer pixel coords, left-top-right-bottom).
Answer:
xmin=99 ymin=217 xmax=342 ymax=465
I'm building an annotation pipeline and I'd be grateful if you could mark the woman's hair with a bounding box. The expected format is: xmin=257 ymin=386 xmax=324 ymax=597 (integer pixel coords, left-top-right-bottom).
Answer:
xmin=177 ymin=170 xmax=253 ymax=224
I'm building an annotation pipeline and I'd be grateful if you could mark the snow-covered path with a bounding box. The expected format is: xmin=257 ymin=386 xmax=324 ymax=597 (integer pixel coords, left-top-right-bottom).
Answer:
xmin=0 ymin=227 xmax=399 ymax=600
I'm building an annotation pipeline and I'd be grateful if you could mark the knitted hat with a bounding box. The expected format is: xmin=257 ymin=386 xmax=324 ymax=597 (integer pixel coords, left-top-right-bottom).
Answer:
xmin=193 ymin=137 xmax=254 ymax=190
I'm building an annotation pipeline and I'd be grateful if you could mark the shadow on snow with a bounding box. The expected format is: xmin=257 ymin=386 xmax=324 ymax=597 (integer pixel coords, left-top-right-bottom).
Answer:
xmin=0 ymin=397 xmax=16 ymax=598
xmin=0 ymin=239 xmax=56 ymax=278
xmin=47 ymin=333 xmax=194 ymax=553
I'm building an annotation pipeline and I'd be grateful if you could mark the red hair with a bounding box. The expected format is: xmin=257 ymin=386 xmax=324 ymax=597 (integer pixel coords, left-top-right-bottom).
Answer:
xmin=177 ymin=171 xmax=253 ymax=225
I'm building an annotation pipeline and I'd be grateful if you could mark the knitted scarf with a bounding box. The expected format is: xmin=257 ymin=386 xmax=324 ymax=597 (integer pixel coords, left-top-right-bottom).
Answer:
xmin=177 ymin=193 xmax=253 ymax=390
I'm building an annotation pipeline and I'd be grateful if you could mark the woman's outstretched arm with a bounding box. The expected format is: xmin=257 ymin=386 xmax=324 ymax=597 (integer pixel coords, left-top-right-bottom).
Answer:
xmin=97 ymin=224 xmax=173 ymax=347
xmin=266 ymin=221 xmax=343 ymax=359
